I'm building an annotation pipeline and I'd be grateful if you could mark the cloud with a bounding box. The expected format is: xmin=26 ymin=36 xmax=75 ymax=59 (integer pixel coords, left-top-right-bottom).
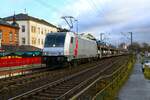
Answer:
xmin=1 ymin=0 xmax=150 ymax=45
xmin=54 ymin=0 xmax=150 ymax=44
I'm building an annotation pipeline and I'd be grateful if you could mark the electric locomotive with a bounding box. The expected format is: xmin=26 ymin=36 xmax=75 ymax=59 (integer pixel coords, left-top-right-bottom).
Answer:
xmin=42 ymin=32 xmax=98 ymax=67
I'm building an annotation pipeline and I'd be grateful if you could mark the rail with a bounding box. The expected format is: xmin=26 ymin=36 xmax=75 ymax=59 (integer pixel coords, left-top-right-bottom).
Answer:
xmin=71 ymin=56 xmax=135 ymax=100
xmin=9 ymin=56 xmax=124 ymax=100
xmin=8 ymin=62 xmax=102 ymax=100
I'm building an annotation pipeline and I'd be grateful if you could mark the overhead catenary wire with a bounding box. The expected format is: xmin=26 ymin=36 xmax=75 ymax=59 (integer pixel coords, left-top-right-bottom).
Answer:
xmin=33 ymin=0 xmax=61 ymax=13
xmin=86 ymin=0 xmax=105 ymax=17
xmin=33 ymin=0 xmax=110 ymax=35
xmin=33 ymin=0 xmax=105 ymax=21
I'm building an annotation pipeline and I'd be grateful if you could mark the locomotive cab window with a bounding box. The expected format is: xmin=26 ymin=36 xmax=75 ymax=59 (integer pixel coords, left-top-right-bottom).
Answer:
xmin=44 ymin=32 xmax=66 ymax=47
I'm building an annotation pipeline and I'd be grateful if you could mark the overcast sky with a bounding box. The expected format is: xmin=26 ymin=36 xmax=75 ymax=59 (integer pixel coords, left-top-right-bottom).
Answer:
xmin=0 ymin=0 xmax=150 ymax=45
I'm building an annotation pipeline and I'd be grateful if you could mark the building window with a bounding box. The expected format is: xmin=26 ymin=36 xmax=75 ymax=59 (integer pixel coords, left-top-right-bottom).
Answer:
xmin=9 ymin=32 xmax=13 ymax=42
xmin=0 ymin=31 xmax=2 ymax=40
xmin=22 ymin=25 xmax=25 ymax=32
xmin=31 ymin=26 xmax=36 ymax=33
xmin=35 ymin=38 xmax=36 ymax=44
xmin=22 ymin=37 xmax=26 ymax=45
xmin=32 ymin=37 xmax=37 ymax=45
xmin=38 ymin=39 xmax=40 ymax=45
xmin=41 ymin=29 xmax=43 ymax=34
xmin=45 ymin=29 xmax=47 ymax=34
xmin=31 ymin=26 xmax=33 ymax=33
xmin=38 ymin=27 xmax=40 ymax=34
xmin=32 ymin=37 xmax=34 ymax=45
xmin=41 ymin=39 xmax=44 ymax=45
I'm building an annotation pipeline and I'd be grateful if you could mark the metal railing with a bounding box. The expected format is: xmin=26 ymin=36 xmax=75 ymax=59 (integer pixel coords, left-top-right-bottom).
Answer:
xmin=71 ymin=57 xmax=134 ymax=100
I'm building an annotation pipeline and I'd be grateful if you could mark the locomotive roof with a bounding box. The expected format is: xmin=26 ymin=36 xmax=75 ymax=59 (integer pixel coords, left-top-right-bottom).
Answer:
xmin=47 ymin=32 xmax=66 ymax=35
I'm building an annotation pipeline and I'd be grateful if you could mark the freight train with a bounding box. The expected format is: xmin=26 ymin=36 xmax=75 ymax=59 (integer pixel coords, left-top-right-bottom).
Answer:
xmin=42 ymin=32 xmax=126 ymax=67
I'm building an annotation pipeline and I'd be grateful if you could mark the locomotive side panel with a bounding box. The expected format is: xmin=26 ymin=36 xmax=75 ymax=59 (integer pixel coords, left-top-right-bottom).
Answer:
xmin=77 ymin=38 xmax=98 ymax=59
xmin=64 ymin=32 xmax=76 ymax=61
xmin=43 ymin=32 xmax=99 ymax=67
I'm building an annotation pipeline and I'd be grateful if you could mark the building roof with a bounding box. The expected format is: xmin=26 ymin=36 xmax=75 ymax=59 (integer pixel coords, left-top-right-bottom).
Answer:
xmin=80 ymin=33 xmax=96 ymax=41
xmin=0 ymin=18 xmax=19 ymax=28
xmin=3 ymin=13 xmax=57 ymax=28
xmin=1 ymin=45 xmax=41 ymax=52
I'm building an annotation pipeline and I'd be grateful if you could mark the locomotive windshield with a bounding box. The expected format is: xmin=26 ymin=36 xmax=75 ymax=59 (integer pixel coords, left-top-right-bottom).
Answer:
xmin=44 ymin=32 xmax=66 ymax=47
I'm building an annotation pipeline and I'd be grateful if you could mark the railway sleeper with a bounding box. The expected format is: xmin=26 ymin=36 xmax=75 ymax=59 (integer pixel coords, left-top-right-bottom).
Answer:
xmin=38 ymin=92 xmax=53 ymax=97
xmin=36 ymin=92 xmax=61 ymax=98
xmin=40 ymin=94 xmax=61 ymax=99
xmin=30 ymin=95 xmax=50 ymax=100
xmin=61 ymin=83 xmax=76 ymax=86
xmin=52 ymin=86 xmax=71 ymax=90
xmin=44 ymin=90 xmax=66 ymax=94
xmin=48 ymin=88 xmax=68 ymax=92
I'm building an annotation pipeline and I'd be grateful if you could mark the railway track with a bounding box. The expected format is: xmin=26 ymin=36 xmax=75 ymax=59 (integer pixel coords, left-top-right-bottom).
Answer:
xmin=0 ymin=56 xmax=116 ymax=99
xmin=0 ymin=67 xmax=51 ymax=87
xmin=9 ymin=56 xmax=128 ymax=100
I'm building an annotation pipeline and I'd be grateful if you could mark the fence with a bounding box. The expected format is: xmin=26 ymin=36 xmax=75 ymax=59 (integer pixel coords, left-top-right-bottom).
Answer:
xmin=0 ymin=51 xmax=42 ymax=79
xmin=0 ymin=51 xmax=42 ymax=68
xmin=0 ymin=57 xmax=41 ymax=67
xmin=71 ymin=55 xmax=135 ymax=100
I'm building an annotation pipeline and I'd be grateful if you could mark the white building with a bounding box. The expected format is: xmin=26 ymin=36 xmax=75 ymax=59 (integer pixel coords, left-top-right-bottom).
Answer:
xmin=4 ymin=13 xmax=58 ymax=48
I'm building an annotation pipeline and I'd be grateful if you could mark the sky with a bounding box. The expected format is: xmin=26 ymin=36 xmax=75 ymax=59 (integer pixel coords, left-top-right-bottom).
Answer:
xmin=0 ymin=0 xmax=150 ymax=46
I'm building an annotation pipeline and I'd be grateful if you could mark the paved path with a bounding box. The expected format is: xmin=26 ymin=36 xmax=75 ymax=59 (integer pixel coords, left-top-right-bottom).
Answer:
xmin=117 ymin=55 xmax=150 ymax=100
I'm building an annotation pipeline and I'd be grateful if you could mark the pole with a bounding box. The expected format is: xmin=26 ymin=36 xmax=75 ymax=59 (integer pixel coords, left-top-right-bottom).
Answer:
xmin=75 ymin=19 xmax=78 ymax=34
xmin=129 ymin=32 xmax=133 ymax=53
xmin=76 ymin=20 xmax=78 ymax=34
xmin=129 ymin=32 xmax=133 ymax=48
xmin=100 ymin=33 xmax=104 ymax=42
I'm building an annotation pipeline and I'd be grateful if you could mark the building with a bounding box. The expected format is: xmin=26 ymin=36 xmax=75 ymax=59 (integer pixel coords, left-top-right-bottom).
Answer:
xmin=80 ymin=33 xmax=96 ymax=40
xmin=3 ymin=13 xmax=58 ymax=48
xmin=0 ymin=17 xmax=19 ymax=48
xmin=119 ymin=43 xmax=128 ymax=50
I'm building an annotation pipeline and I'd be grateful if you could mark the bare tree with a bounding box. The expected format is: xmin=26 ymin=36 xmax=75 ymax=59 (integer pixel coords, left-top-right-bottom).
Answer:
xmin=128 ymin=42 xmax=141 ymax=53
xmin=142 ymin=42 xmax=149 ymax=52
xmin=118 ymin=42 xmax=126 ymax=49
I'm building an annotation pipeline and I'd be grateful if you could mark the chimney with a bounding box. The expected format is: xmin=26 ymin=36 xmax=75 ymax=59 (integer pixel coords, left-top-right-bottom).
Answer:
xmin=13 ymin=14 xmax=16 ymax=23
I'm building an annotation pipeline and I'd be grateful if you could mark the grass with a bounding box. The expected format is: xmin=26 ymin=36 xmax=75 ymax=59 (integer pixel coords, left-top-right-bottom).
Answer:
xmin=144 ymin=67 xmax=150 ymax=80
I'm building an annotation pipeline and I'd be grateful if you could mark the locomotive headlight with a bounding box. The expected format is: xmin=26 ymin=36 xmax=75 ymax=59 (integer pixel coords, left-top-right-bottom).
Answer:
xmin=59 ymin=52 xmax=61 ymax=55
xmin=58 ymin=52 xmax=64 ymax=55
xmin=57 ymin=57 xmax=64 ymax=61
